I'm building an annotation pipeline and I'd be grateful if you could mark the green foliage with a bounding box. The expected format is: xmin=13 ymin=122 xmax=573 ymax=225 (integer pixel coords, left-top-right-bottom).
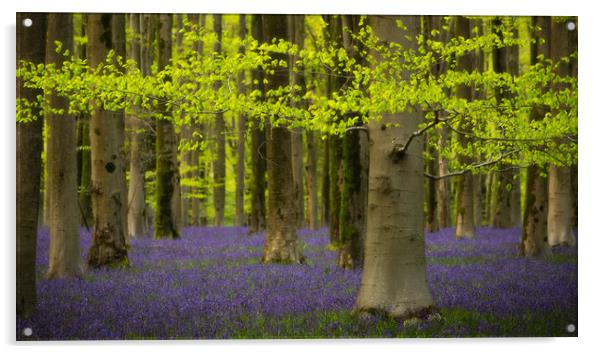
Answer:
xmin=17 ymin=15 xmax=577 ymax=183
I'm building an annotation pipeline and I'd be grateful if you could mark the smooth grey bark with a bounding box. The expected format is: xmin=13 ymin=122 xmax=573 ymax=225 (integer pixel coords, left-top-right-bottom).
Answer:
xmin=86 ymin=14 xmax=130 ymax=268
xmin=127 ymin=13 xmax=148 ymax=238
xmin=547 ymin=17 xmax=576 ymax=247
xmin=17 ymin=12 xmax=47 ymax=317
xmin=46 ymin=13 xmax=83 ymax=278
xmin=356 ymin=15 xmax=434 ymax=318
xmin=261 ymin=14 xmax=304 ymax=263
xmin=213 ymin=14 xmax=226 ymax=227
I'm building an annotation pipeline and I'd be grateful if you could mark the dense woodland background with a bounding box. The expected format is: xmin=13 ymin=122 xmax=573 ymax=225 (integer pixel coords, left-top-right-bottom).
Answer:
xmin=16 ymin=13 xmax=577 ymax=338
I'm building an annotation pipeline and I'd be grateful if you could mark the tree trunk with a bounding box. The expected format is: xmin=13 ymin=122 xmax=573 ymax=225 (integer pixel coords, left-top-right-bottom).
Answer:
xmin=249 ymin=14 xmax=267 ymax=234
xmin=127 ymin=13 xmax=148 ymax=238
xmin=235 ymin=14 xmax=247 ymax=226
xmin=154 ymin=13 xmax=180 ymax=239
xmin=491 ymin=17 xmax=519 ymax=229
xmin=436 ymin=126 xmax=450 ymax=228
xmin=212 ymin=14 xmax=226 ymax=227
xmin=46 ymin=13 xmax=83 ymax=278
xmin=547 ymin=18 xmax=576 ymax=246
xmin=261 ymin=15 xmax=304 ymax=263
xmin=338 ymin=15 xmax=368 ymax=269
xmin=289 ymin=15 xmax=306 ymax=229
xmin=86 ymin=13 xmax=130 ymax=268
xmin=356 ymin=15 xmax=433 ymax=318
xmin=521 ymin=16 xmax=552 ymax=258
xmin=321 ymin=136 xmax=330 ymax=227
xmin=548 ymin=165 xmax=574 ymax=246
xmin=306 ymin=130 xmax=319 ymax=230
xmin=326 ymin=15 xmax=344 ymax=246
xmin=454 ymin=16 xmax=475 ymax=239
xmin=17 ymin=12 xmax=47 ymax=317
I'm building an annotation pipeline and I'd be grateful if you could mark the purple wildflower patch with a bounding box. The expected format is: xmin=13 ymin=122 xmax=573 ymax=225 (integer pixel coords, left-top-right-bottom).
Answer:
xmin=16 ymin=226 xmax=577 ymax=340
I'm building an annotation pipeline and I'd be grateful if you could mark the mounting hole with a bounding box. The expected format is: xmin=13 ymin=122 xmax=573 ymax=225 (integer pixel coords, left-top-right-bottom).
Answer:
xmin=22 ymin=327 xmax=32 ymax=336
xmin=566 ymin=21 xmax=576 ymax=31
xmin=566 ymin=323 xmax=576 ymax=333
xmin=22 ymin=18 xmax=32 ymax=27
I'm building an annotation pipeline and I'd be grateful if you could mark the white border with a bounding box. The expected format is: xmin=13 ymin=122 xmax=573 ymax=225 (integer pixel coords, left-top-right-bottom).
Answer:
xmin=2 ymin=1 xmax=599 ymax=353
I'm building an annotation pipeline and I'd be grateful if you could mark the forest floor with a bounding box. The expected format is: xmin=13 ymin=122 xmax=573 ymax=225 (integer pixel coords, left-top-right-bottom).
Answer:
xmin=17 ymin=226 xmax=577 ymax=340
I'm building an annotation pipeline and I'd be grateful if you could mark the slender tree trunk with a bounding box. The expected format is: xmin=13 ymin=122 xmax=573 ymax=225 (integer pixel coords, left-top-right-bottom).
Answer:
xmin=212 ymin=14 xmax=226 ymax=227
xmin=235 ymin=14 xmax=247 ymax=226
xmin=454 ymin=16 xmax=475 ymax=239
xmin=338 ymin=15 xmax=368 ymax=269
xmin=249 ymin=15 xmax=267 ymax=233
xmin=261 ymin=15 xmax=304 ymax=263
xmin=127 ymin=13 xmax=147 ymax=238
xmin=436 ymin=126 xmax=450 ymax=228
xmin=356 ymin=15 xmax=433 ymax=318
xmin=46 ymin=13 xmax=82 ymax=278
xmin=521 ymin=16 xmax=552 ymax=258
xmin=86 ymin=14 xmax=130 ymax=268
xmin=306 ymin=130 xmax=319 ymax=230
xmin=326 ymin=15 xmax=343 ymax=246
xmin=321 ymin=136 xmax=330 ymax=227
xmin=491 ymin=17 xmax=519 ymax=229
xmin=17 ymin=12 xmax=47 ymax=317
xmin=547 ymin=17 xmax=576 ymax=247
xmin=289 ymin=15 xmax=305 ymax=229
xmin=154 ymin=14 xmax=180 ymax=239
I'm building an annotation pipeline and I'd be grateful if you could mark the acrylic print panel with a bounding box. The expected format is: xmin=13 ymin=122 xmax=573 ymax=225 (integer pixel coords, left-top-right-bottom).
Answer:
xmin=15 ymin=12 xmax=578 ymax=341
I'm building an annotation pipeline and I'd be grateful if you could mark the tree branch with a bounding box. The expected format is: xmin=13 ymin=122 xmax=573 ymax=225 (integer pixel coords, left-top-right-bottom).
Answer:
xmin=424 ymin=150 xmax=518 ymax=180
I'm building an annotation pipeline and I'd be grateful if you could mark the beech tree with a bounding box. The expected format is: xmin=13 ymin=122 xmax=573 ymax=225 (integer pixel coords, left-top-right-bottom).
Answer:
xmin=86 ymin=13 xmax=129 ymax=268
xmin=212 ymin=14 xmax=226 ymax=227
xmin=547 ymin=17 xmax=576 ymax=247
xmin=127 ymin=13 xmax=148 ymax=238
xmin=17 ymin=12 xmax=47 ymax=317
xmin=154 ymin=13 xmax=180 ymax=239
xmin=46 ymin=13 xmax=82 ymax=278
xmin=355 ymin=15 xmax=434 ymax=318
xmin=249 ymin=14 xmax=267 ymax=234
xmin=261 ymin=14 xmax=304 ymax=263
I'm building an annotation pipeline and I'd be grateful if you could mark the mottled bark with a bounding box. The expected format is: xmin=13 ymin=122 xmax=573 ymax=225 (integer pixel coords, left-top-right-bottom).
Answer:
xmin=261 ymin=15 xmax=304 ymax=263
xmin=46 ymin=13 xmax=83 ymax=278
xmin=87 ymin=13 xmax=130 ymax=268
xmin=547 ymin=18 xmax=576 ymax=247
xmin=356 ymin=15 xmax=433 ymax=318
xmin=127 ymin=13 xmax=148 ymax=238
xmin=17 ymin=12 xmax=47 ymax=317
xmin=249 ymin=14 xmax=267 ymax=233
xmin=154 ymin=14 xmax=180 ymax=239
xmin=521 ymin=16 xmax=552 ymax=258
